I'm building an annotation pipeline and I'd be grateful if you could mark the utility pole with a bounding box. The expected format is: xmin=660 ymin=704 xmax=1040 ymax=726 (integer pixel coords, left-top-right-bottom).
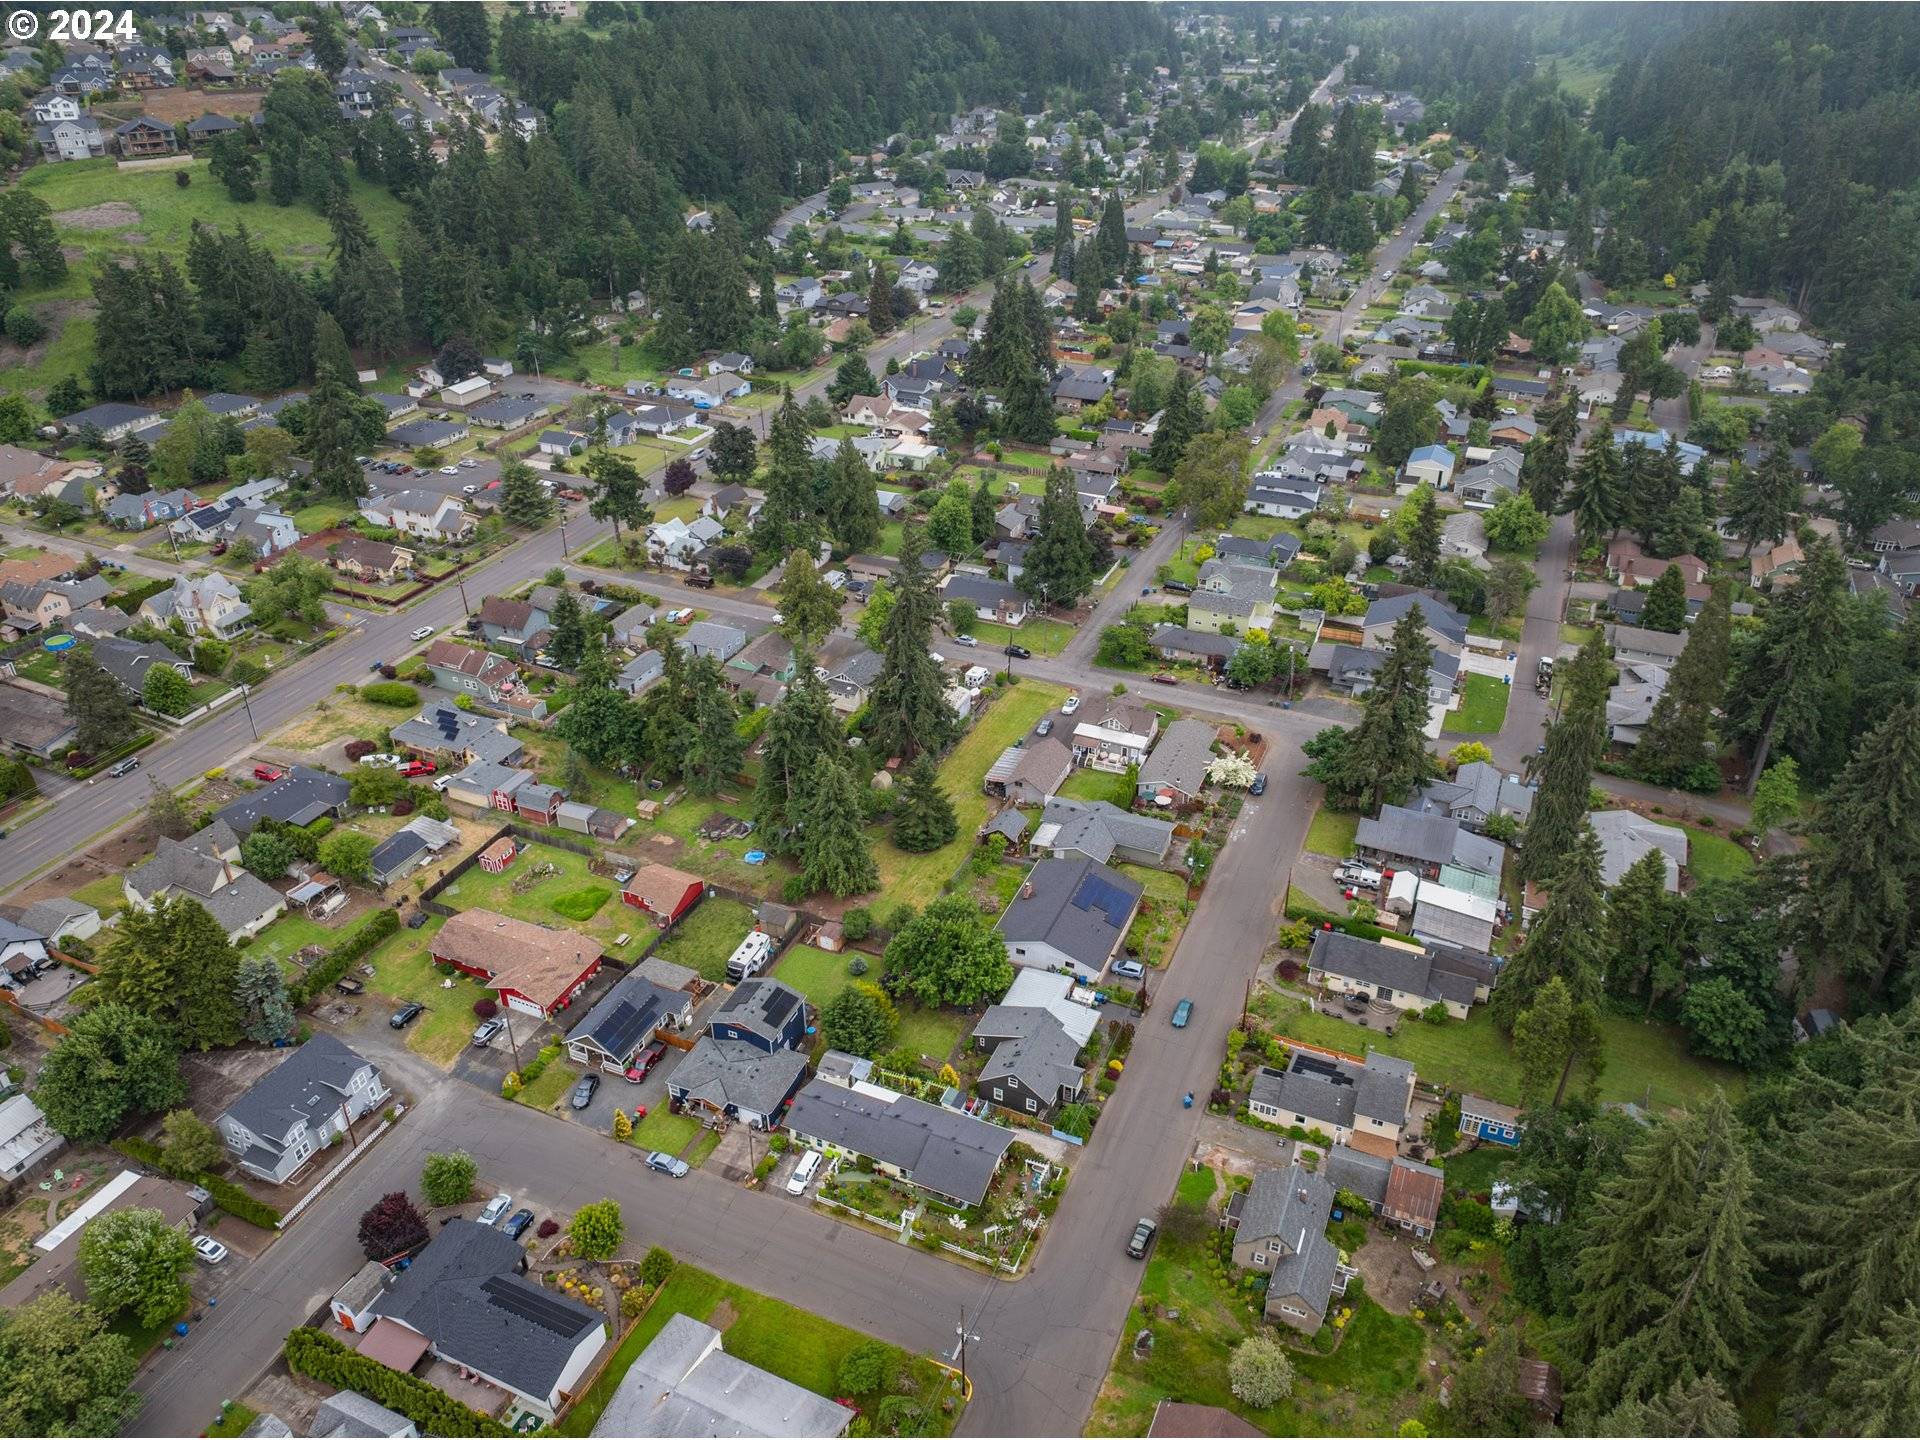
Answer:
xmin=457 ymin=576 xmax=471 ymax=616
xmin=237 ymin=683 xmax=259 ymax=741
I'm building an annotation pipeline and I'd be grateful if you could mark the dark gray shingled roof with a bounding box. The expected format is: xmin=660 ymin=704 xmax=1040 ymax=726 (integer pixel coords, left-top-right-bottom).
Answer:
xmin=372 ymin=1219 xmax=604 ymax=1400
xmin=668 ymin=1037 xmax=807 ymax=1118
xmin=975 ymin=1009 xmax=1084 ymax=1104
xmin=785 ymin=1079 xmax=1013 ymax=1206
xmin=214 ymin=765 xmax=350 ymax=836
xmin=1237 ymin=1162 xmax=1334 ymax=1247
xmin=220 ymin=1034 xmax=375 ymax=1144
xmin=996 ymin=858 xmax=1142 ymax=970
xmin=1324 ymin=1144 xmax=1392 ymax=1206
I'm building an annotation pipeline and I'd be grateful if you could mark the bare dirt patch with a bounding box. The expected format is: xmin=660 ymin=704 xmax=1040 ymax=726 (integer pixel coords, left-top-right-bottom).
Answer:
xmin=100 ymin=88 xmax=264 ymax=126
xmin=7 ymin=819 xmax=157 ymax=909
xmin=51 ymin=201 xmax=141 ymax=231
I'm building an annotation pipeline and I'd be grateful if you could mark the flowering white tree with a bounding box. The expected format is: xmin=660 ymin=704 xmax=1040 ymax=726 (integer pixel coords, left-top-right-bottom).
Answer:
xmin=1207 ymin=752 xmax=1258 ymax=788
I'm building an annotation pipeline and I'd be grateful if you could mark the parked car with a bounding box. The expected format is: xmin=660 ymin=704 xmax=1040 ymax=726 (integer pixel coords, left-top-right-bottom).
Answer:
xmin=1250 ymin=772 xmax=1268 ymax=797
xmin=401 ymin=760 xmax=437 ymax=778
xmin=192 ymin=1235 xmax=229 ymax=1264
xmin=1170 ymin=997 xmax=1194 ymax=1028
xmin=478 ymin=1194 xmax=512 ymax=1226
xmin=786 ymin=1148 xmax=824 ymax=1195
xmin=411 ymin=625 xmax=434 ymax=642
xmin=624 ymin=1042 xmax=665 ymax=1082
xmin=953 ymin=634 xmax=978 ymax=647
xmin=107 ymin=757 xmax=141 ymax=778
xmin=1035 ymin=718 xmax=1054 ymax=737
xmin=569 ymin=1074 xmax=600 ymax=1110
xmin=459 ymin=457 xmax=478 ymax=469
xmin=432 ymin=774 xmax=455 ymax=792
xmin=1004 ymin=644 xmax=1032 ymax=659
xmin=252 ymin=763 xmax=286 ymax=782
xmin=1150 ymin=672 xmax=1179 ymax=685
xmin=1062 ymin=694 xmax=1081 ymax=715
xmin=462 ymin=484 xmax=478 ymax=495
xmin=1335 ymin=863 xmax=1383 ymax=888
xmin=472 ymin=1017 xmax=505 ymax=1048
xmin=355 ymin=455 xmax=372 ymax=466
xmin=501 ymin=1208 xmax=535 ymax=1240
xmin=1126 ymin=1217 xmax=1157 ymax=1259
xmin=389 ymin=1001 xmax=424 ymax=1030
xmin=439 ymin=464 xmax=460 ymax=475
xmin=644 ymin=1150 xmax=690 ymax=1178
xmin=1112 ymin=958 xmax=1145 ymax=981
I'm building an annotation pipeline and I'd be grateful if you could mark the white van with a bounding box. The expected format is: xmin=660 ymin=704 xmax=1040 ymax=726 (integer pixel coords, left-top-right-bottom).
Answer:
xmin=787 ymin=1149 xmax=823 ymax=1195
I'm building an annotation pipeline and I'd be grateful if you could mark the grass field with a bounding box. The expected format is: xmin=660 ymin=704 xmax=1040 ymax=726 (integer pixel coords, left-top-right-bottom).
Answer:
xmin=1302 ymin=807 xmax=1359 ymax=858
xmin=892 ymin=1003 xmax=971 ymax=1067
xmin=556 ymin=1264 xmax=962 ymax=1437
xmin=650 ymin=897 xmax=756 ymax=982
xmin=1265 ymin=999 xmax=1742 ymax=1113
xmin=440 ymin=842 xmax=651 ymax=963
xmin=770 ymin=944 xmax=859 ymax=1009
xmin=245 ymin=913 xmax=339 ymax=969
xmin=364 ymin=916 xmax=500 ymax=1067
xmin=969 ymin=617 xmax=1074 ymax=657
xmin=517 ymin=1060 xmax=581 ymax=1112
xmin=1057 ymin=766 xmax=1135 ymax=807
xmin=630 ymin=1107 xmax=702 ymax=1155
xmin=872 ymin=680 xmax=1069 ymax=908
xmin=1683 ymin=825 xmax=1755 ymax=883
xmin=1442 ymin=673 xmax=1512 ymax=733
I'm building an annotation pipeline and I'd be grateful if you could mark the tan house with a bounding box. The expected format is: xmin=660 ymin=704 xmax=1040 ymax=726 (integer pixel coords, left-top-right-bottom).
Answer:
xmin=329 ymin=537 xmax=415 ymax=582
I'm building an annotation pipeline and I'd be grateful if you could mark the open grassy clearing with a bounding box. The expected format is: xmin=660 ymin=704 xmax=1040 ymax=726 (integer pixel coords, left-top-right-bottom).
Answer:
xmin=649 ymin=896 xmax=756 ymax=982
xmin=1442 ymin=673 xmax=1512 ymax=733
xmin=769 ymin=944 xmax=859 ymax=1009
xmin=438 ymin=840 xmax=650 ymax=963
xmin=363 ymin=917 xmax=499 ymax=1067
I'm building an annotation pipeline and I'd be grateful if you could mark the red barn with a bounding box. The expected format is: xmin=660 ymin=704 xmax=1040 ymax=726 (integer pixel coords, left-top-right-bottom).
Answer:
xmin=620 ymin=864 xmax=706 ymax=927
xmin=430 ymin=908 xmax=601 ymax=1018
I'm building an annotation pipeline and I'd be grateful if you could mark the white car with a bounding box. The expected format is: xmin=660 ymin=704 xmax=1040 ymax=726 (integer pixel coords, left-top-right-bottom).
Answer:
xmin=358 ymin=753 xmax=401 ymax=768
xmin=478 ymin=1194 xmax=513 ymax=1227
xmin=1062 ymin=694 xmax=1081 ymax=715
xmin=953 ymin=634 xmax=978 ymax=647
xmin=411 ymin=625 xmax=434 ymax=642
xmin=459 ymin=457 xmax=478 ymax=469
xmin=439 ymin=465 xmax=460 ymax=475
xmin=192 ymin=1235 xmax=229 ymax=1264
xmin=432 ymin=773 xmax=454 ymax=792
xmin=462 ymin=485 xmax=478 ymax=495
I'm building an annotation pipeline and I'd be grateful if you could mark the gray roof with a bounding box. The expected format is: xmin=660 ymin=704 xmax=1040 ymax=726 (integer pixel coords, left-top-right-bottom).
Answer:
xmin=1268 ymin=1225 xmax=1340 ymax=1319
xmin=1324 ymin=1144 xmax=1392 ymax=1206
xmin=713 ymin=978 xmax=804 ymax=1048
xmin=1238 ymin=1162 xmax=1333 ymax=1247
xmin=678 ymin=621 xmax=747 ymax=660
xmin=390 ymin=708 xmax=524 ymax=764
xmin=311 ymin=1391 xmax=417 ymax=1439
xmin=1363 ymin=593 xmax=1468 ymax=647
xmin=996 ymin=858 xmax=1142 ymax=969
xmin=1354 ymin=1052 xmax=1414 ymax=1127
xmin=221 ymin=1034 xmax=376 ymax=1146
xmin=17 ymin=897 xmax=95 ymax=936
xmin=1150 ymin=624 xmax=1243 ymax=661
xmin=125 ymin=833 xmax=282 ymax=935
xmin=1258 ymin=1052 xmax=1357 ymax=1131
xmin=1355 ymin=804 xmax=1505 ymax=877
xmin=591 ymin=1312 xmax=851 ymax=1439
xmin=567 ymin=973 xmax=681 ymax=1061
xmin=372 ymin=1219 xmax=604 ymax=1401
xmin=1033 ymin=797 xmax=1174 ymax=866
xmin=669 ymin=1037 xmax=806 ymax=1118
xmin=1309 ymin=928 xmax=1436 ymax=998
xmin=784 ymin=1079 xmax=1013 ymax=1206
xmin=214 ymin=765 xmax=350 ymax=836
xmin=943 ymin=573 xmax=1024 ymax=607
xmin=368 ymin=828 xmax=426 ymax=880
xmin=88 ymin=635 xmax=189 ymax=694
xmin=1587 ymin=809 xmax=1687 ymax=889
xmin=1412 ymin=761 xmax=1533 ymax=824
xmin=974 ymin=1009 xmax=1084 ymax=1104
xmin=1137 ymin=717 xmax=1214 ymax=798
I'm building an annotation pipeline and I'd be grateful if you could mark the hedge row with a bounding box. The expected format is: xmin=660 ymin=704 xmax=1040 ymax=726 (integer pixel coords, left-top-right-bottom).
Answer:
xmin=292 ymin=908 xmax=401 ymax=1006
xmin=111 ymin=1139 xmax=283 ymax=1229
xmin=284 ymin=1328 xmax=514 ymax=1438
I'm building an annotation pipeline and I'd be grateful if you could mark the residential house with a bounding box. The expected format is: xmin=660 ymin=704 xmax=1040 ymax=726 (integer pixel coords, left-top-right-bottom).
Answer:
xmin=0 ymin=1171 xmax=202 ymax=1314
xmin=783 ymin=1077 xmax=1014 ymax=1208
xmin=995 ymin=856 xmax=1143 ymax=982
xmin=619 ymin=863 xmax=706 ymax=926
xmin=617 ymin=650 xmax=665 ymax=696
xmin=34 ymin=114 xmax=107 ymax=160
xmin=124 ymin=823 xmax=286 ymax=942
xmin=367 ymin=816 xmax=460 ymax=887
xmin=1410 ymin=761 xmax=1534 ymax=831
xmin=0 ymin=916 xmax=53 ymax=992
xmin=1071 ymin=697 xmax=1158 ymax=772
xmin=1306 ymin=929 xmax=1482 ymax=1020
xmin=213 ymin=765 xmax=349 ymax=837
xmin=1608 ymin=624 xmax=1687 ymax=668
xmin=441 ymin=760 xmax=532 ymax=813
xmin=217 ymin=1035 xmax=388 ymax=1183
xmin=1605 ymin=537 xmax=1708 ymax=589
xmin=1187 ymin=560 xmax=1276 ymax=635
xmin=1362 ymin=593 xmax=1469 ymax=653
xmin=983 ymin=735 xmax=1074 ymax=807
xmin=1031 ymin=797 xmax=1176 ymax=868
xmin=390 ymin=707 xmax=524 ymax=767
xmin=0 ymin=575 xmax=109 ymax=633
xmin=474 ymin=595 xmax=548 ymax=657
xmin=1402 ymin=444 xmax=1455 ymax=489
xmin=647 ymin=515 xmax=725 ymax=570
xmin=185 ymin=111 xmax=243 ymax=145
xmin=1148 ymin=625 xmax=1243 ymax=671
xmin=677 ymin=620 xmax=747 ymax=663
xmin=1224 ymin=1163 xmax=1346 ymax=1332
xmin=62 ymin=402 xmax=160 ymax=445
xmin=666 ymin=373 xmax=750 ymax=407
xmin=1321 ymin=643 xmax=1459 ymax=710
xmin=387 ymin=418 xmax=468 ymax=449
xmin=329 ymin=538 xmax=415 ymax=584
xmin=104 ymin=487 xmax=197 ymax=530
xmin=429 ymin=909 xmax=602 ymax=1018
xmin=113 ymin=116 xmax=177 ymax=157
xmin=1216 ymin=532 xmax=1301 ymax=569
xmin=565 ymin=973 xmax=693 ymax=1076
xmin=1588 ymin=809 xmax=1687 ymax=891
xmin=138 ymin=572 xmax=251 ymax=639
xmin=1244 ymin=478 xmax=1323 ymax=521
xmin=1247 ymin=1048 xmax=1415 ymax=1157
xmin=419 ymin=641 xmax=527 ymax=708
xmin=88 ymin=634 xmax=194 ymax=701
xmin=707 ymin=977 xmax=809 ymax=1054
xmin=590 ymin=1313 xmax=852 ymax=1439
xmin=350 ymin=1220 xmax=606 ymax=1420
xmin=971 ymin=974 xmax=1089 ymax=1118
xmin=0 ymin=1094 xmax=65 ymax=1183
xmin=1456 ymin=450 xmax=1523 ymax=509
xmin=941 ymin=573 xmax=1029 ymax=626
xmin=665 ymin=1037 xmax=808 ymax=1132
xmin=1354 ymin=803 xmax=1506 ymax=880
xmin=1606 ymin=660 xmax=1669 ymax=747
xmin=361 ymin=490 xmax=474 ymax=542
xmin=16 ymin=896 xmax=101 ymax=945
xmin=1135 ymin=717 xmax=1215 ymax=807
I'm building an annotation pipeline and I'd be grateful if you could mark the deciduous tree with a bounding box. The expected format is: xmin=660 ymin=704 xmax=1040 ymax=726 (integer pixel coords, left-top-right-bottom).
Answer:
xmin=882 ymin=896 xmax=1013 ymax=1008
xmin=78 ymin=1208 xmax=195 ymax=1328
xmin=358 ymin=1191 xmax=429 ymax=1262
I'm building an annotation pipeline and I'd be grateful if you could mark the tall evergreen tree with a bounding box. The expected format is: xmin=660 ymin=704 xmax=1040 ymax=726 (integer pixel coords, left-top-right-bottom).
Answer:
xmin=1148 ymin=368 xmax=1202 ymax=471
xmin=1050 ymin=190 xmax=1074 ymax=274
xmin=1633 ymin=581 xmax=1733 ymax=787
xmin=678 ymin=655 xmax=745 ymax=795
xmin=866 ymin=532 xmax=952 ymax=761
xmin=1494 ymin=823 xmax=1609 ymax=1032
xmin=1793 ymin=695 xmax=1920 ymax=1002
xmin=867 ymin=260 xmax=895 ymax=335
xmin=327 ymin=194 xmax=403 ymax=362
xmin=1822 ymin=1304 xmax=1920 ymax=1438
xmin=1605 ymin=849 xmax=1684 ymax=1010
xmin=1567 ymin=431 xmax=1623 ymax=549
xmin=1002 ymin=367 xmax=1058 ymax=446
xmin=63 ymin=649 xmax=136 ymax=756
xmin=892 ymin=753 xmax=959 ymax=853
xmin=1512 ymin=973 xmax=1606 ymax=1109
xmin=1017 ymin=466 xmax=1097 ymax=607
xmin=99 ymin=897 xmax=243 ymax=1051
xmin=1598 ymin=1375 xmax=1742 ymax=1439
xmin=823 ymin=438 xmax=882 ymax=553
xmin=1519 ymin=630 xmax=1612 ymax=885
xmin=547 ymin=590 xmax=590 ymax=671
xmin=753 ymin=389 xmax=819 ymax=556
xmin=1324 ymin=607 xmax=1434 ymax=810
xmin=1724 ymin=439 xmax=1799 ymax=552
xmin=753 ymin=658 xmax=842 ymax=846
xmin=1403 ymin=489 xmax=1442 ymax=586
xmin=498 ymin=457 xmax=553 ymax=528
xmin=775 ymin=549 xmax=841 ymax=647
xmin=795 ymin=752 xmax=878 ymax=897
xmin=303 ymin=315 xmax=368 ymax=502
xmin=1522 ymin=394 xmax=1578 ymax=513
xmin=1640 ymin=563 xmax=1688 ymax=632
xmin=1724 ymin=534 xmax=1848 ymax=790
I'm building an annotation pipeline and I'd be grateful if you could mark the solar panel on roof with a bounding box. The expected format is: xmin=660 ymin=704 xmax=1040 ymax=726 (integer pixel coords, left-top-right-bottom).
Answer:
xmin=760 ymin=987 xmax=798 ymax=1027
xmin=1072 ymin=872 xmax=1135 ymax=925
xmin=480 ymin=1275 xmax=592 ymax=1335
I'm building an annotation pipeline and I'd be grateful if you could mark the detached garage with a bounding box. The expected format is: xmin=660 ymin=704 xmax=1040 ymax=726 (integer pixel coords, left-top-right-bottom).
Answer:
xmin=620 ymin=864 xmax=706 ymax=927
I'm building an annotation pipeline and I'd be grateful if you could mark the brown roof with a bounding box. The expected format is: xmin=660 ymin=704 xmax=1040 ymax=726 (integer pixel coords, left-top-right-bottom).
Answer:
xmin=431 ymin=908 xmax=599 ymax=1011
xmin=1516 ymin=1358 xmax=1563 ymax=1412
xmin=0 ymin=548 xmax=81 ymax=588
xmin=1383 ymin=1160 xmax=1444 ymax=1227
xmin=1346 ymin=1130 xmax=1398 ymax=1160
xmin=356 ymin=1315 xmax=433 ymax=1373
xmin=332 ymin=536 xmax=407 ymax=572
xmin=479 ymin=837 xmax=516 ymax=864
xmin=622 ymin=863 xmax=703 ymax=915
xmin=477 ymin=596 xmax=534 ymax=630
xmin=1148 ymin=1402 xmax=1263 ymax=1438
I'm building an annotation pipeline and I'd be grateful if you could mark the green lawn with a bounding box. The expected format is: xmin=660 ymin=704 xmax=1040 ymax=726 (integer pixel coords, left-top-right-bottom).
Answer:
xmin=892 ymin=1004 xmax=971 ymax=1068
xmin=1442 ymin=673 xmax=1512 ymax=734
xmin=1303 ymin=807 xmax=1360 ymax=859
xmin=970 ymin=617 xmax=1074 ymax=657
xmin=630 ymin=1107 xmax=702 ymax=1155
xmin=770 ymin=945 xmax=859 ymax=1009
xmin=1057 ymin=767 xmax=1135 ymax=807
xmin=246 ymin=912 xmax=338 ymax=968
xmin=70 ymin=872 xmax=130 ymax=915
xmin=439 ymin=841 xmax=652 ymax=963
xmin=1683 ymin=826 xmax=1755 ymax=884
xmin=1264 ymin=999 xmax=1742 ymax=1113
xmin=291 ymin=499 xmax=360 ymax=535
xmin=991 ymin=447 xmax=1053 ymax=470
xmin=207 ymin=1403 xmax=258 ymax=1439
xmin=364 ymin=917 xmax=501 ymax=1067
xmin=649 ymin=897 xmax=756 ymax=982
xmin=517 ymin=1060 xmax=581 ymax=1111
xmin=873 ymin=680 xmax=1070 ymax=908
xmin=556 ymin=1265 xmax=962 ymax=1437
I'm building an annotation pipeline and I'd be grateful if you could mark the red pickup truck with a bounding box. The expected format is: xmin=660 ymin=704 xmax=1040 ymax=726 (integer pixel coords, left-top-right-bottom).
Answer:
xmin=253 ymin=764 xmax=286 ymax=782
xmin=400 ymin=760 xmax=437 ymax=778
